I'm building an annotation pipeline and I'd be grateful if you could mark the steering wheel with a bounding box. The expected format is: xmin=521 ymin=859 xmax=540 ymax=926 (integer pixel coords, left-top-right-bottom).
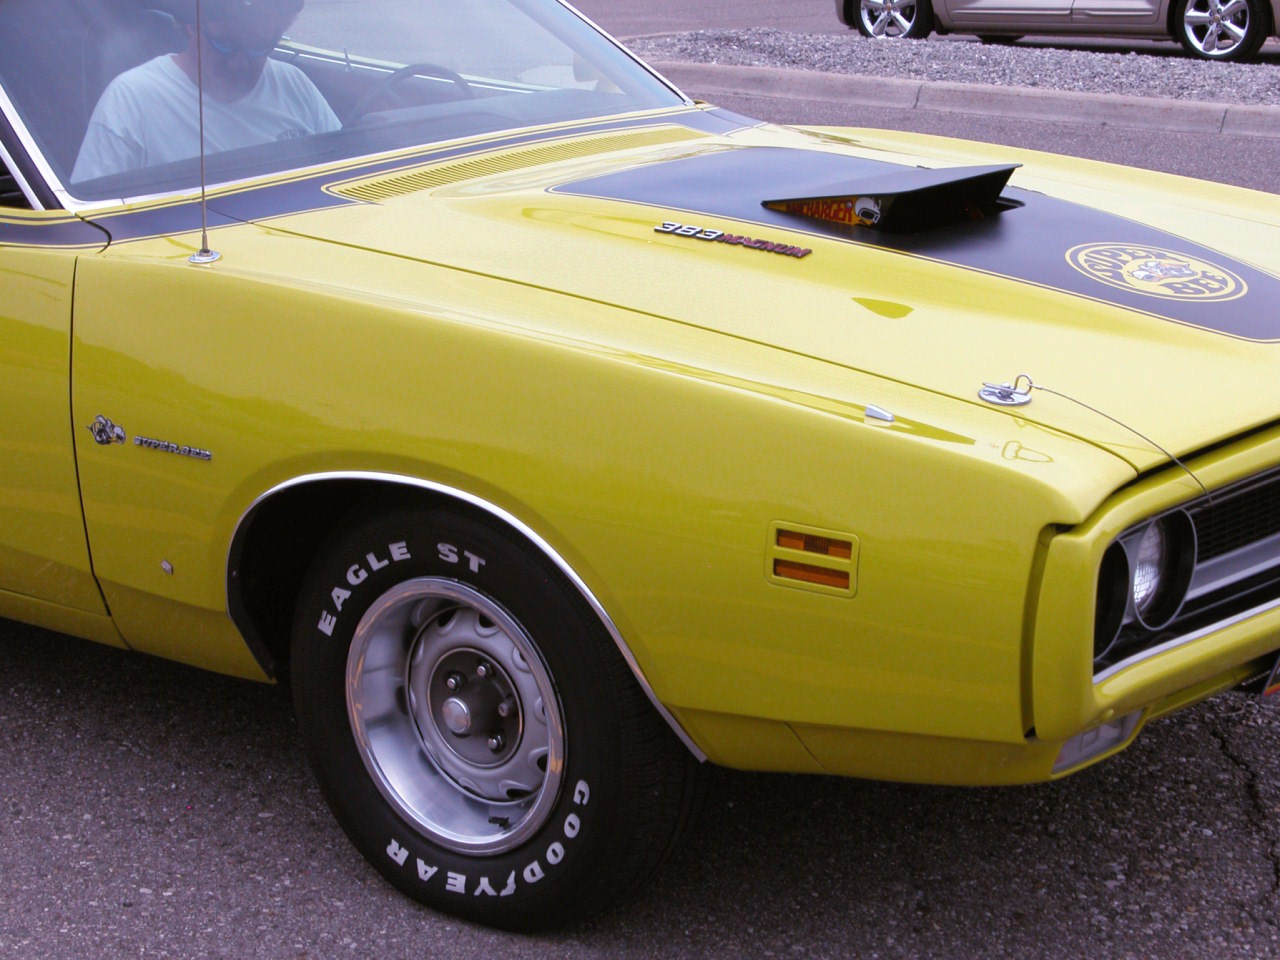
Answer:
xmin=343 ymin=62 xmax=474 ymax=126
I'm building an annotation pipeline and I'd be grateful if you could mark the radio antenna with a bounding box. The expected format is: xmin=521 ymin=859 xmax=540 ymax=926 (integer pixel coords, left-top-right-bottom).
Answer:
xmin=189 ymin=0 xmax=220 ymax=265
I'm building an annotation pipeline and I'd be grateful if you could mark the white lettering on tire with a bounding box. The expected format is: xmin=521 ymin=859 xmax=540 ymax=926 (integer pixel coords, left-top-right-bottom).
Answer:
xmin=399 ymin=788 xmax=591 ymax=897
xmin=437 ymin=542 xmax=487 ymax=573
xmin=386 ymin=839 xmax=409 ymax=866
xmin=319 ymin=542 xmax=414 ymax=636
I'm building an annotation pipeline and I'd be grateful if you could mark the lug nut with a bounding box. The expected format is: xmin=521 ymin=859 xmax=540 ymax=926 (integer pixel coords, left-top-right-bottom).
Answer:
xmin=497 ymin=698 xmax=514 ymax=719
xmin=444 ymin=673 xmax=464 ymax=691
xmin=487 ymin=733 xmax=505 ymax=752
xmin=476 ymin=662 xmax=491 ymax=679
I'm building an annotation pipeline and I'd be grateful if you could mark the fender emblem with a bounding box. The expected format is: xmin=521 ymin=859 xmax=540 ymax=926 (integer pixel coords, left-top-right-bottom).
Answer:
xmin=134 ymin=435 xmax=213 ymax=462
xmin=87 ymin=415 xmax=127 ymax=445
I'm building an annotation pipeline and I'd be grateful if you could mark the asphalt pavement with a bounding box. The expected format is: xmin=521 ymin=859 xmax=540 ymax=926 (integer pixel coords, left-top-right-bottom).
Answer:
xmin=3 ymin=199 xmax=1277 ymax=949
xmin=5 ymin=620 xmax=1280 ymax=958
xmin=650 ymin=61 xmax=1280 ymax=139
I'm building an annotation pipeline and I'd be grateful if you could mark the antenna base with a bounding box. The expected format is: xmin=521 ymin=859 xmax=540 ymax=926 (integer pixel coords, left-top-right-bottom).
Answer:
xmin=189 ymin=249 xmax=221 ymax=265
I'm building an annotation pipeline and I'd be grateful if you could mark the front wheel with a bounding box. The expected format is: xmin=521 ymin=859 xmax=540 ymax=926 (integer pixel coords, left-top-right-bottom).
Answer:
xmin=856 ymin=0 xmax=934 ymax=38
xmin=290 ymin=501 xmax=702 ymax=929
xmin=1174 ymin=0 xmax=1267 ymax=60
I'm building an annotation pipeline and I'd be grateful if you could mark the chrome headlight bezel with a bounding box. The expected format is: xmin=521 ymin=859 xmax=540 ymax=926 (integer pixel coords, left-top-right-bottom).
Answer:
xmin=1095 ymin=509 xmax=1197 ymax=662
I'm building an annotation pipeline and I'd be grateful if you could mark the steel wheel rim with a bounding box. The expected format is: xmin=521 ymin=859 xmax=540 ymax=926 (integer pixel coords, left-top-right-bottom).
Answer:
xmin=860 ymin=0 xmax=919 ymax=37
xmin=1182 ymin=0 xmax=1251 ymax=56
xmin=346 ymin=577 xmax=565 ymax=855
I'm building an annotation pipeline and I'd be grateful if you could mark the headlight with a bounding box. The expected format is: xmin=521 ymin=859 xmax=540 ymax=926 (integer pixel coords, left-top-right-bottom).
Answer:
xmin=1124 ymin=512 xmax=1196 ymax=631
xmin=1131 ymin=521 xmax=1167 ymax=616
xmin=1094 ymin=510 xmax=1196 ymax=663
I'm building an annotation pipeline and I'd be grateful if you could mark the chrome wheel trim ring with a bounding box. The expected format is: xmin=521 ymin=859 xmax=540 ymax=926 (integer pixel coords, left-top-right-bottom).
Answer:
xmin=346 ymin=577 xmax=565 ymax=855
xmin=1181 ymin=0 xmax=1251 ymax=56
xmin=860 ymin=0 xmax=918 ymax=36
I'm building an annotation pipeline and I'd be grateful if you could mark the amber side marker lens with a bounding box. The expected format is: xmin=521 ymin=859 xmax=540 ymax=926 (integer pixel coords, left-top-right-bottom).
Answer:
xmin=772 ymin=560 xmax=851 ymax=590
xmin=776 ymin=530 xmax=853 ymax=559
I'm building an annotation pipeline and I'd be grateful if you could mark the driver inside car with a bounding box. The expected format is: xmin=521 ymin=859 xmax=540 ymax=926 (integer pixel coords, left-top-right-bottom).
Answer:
xmin=73 ymin=0 xmax=339 ymax=182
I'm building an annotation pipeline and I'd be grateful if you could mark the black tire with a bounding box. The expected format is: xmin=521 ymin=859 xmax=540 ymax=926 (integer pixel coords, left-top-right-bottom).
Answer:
xmin=290 ymin=500 xmax=702 ymax=930
xmin=854 ymin=0 xmax=934 ymax=39
xmin=1174 ymin=0 xmax=1268 ymax=60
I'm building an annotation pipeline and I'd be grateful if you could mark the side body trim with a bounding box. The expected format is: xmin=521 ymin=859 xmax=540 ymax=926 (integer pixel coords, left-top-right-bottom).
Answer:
xmin=228 ymin=470 xmax=707 ymax=761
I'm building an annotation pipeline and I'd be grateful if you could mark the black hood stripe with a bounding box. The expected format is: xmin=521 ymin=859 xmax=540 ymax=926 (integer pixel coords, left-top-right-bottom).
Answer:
xmin=553 ymin=146 xmax=1280 ymax=343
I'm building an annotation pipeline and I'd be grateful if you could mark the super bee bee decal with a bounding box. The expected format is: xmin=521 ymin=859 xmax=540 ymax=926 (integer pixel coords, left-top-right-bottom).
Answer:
xmin=87 ymin=415 xmax=126 ymax=445
xmin=1066 ymin=243 xmax=1247 ymax=302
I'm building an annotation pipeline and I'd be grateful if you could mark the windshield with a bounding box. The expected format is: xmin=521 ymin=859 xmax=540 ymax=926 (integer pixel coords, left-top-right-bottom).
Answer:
xmin=0 ymin=0 xmax=684 ymax=203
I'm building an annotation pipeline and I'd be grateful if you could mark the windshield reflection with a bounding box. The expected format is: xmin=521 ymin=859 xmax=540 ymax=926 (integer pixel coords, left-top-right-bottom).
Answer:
xmin=0 ymin=0 xmax=681 ymax=203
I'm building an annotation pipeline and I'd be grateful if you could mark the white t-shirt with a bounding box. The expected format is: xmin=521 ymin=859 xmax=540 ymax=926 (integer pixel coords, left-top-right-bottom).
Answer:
xmin=73 ymin=55 xmax=340 ymax=183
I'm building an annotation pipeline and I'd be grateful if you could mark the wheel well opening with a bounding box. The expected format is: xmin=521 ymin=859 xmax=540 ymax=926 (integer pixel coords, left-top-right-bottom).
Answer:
xmin=228 ymin=479 xmax=452 ymax=680
xmin=229 ymin=474 xmax=707 ymax=762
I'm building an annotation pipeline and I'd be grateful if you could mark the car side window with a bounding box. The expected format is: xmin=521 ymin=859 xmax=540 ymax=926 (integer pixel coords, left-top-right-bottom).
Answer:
xmin=0 ymin=155 xmax=31 ymax=209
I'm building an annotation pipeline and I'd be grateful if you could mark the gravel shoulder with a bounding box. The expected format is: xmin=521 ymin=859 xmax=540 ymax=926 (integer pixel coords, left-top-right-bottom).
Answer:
xmin=628 ymin=29 xmax=1280 ymax=106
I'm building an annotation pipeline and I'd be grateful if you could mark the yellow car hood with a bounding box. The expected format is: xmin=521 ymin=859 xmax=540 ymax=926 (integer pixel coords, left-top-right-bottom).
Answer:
xmin=263 ymin=127 xmax=1280 ymax=472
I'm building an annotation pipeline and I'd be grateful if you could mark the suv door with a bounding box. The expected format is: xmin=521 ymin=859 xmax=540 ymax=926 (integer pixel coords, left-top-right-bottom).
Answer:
xmin=1070 ymin=0 xmax=1162 ymax=25
xmin=941 ymin=0 xmax=1073 ymax=26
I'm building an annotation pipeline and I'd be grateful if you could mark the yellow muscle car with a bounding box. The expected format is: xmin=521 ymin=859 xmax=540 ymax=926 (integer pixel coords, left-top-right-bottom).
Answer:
xmin=3 ymin=0 xmax=1280 ymax=931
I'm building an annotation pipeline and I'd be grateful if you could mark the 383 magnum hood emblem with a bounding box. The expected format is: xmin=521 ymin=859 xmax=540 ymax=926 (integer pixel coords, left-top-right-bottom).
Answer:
xmin=1066 ymin=243 xmax=1247 ymax=302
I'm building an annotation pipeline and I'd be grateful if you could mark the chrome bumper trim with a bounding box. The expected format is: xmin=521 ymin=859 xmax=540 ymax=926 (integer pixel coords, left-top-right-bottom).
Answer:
xmin=1093 ymin=593 xmax=1280 ymax=685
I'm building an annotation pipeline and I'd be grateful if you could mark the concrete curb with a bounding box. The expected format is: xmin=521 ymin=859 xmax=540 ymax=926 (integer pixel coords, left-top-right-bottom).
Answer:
xmin=651 ymin=61 xmax=1280 ymax=139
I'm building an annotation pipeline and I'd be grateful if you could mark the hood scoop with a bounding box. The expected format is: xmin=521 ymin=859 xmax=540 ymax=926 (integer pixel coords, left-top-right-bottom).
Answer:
xmin=763 ymin=163 xmax=1021 ymax=234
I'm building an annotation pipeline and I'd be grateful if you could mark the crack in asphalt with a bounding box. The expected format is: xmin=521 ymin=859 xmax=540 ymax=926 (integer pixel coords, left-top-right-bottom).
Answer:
xmin=1206 ymin=698 xmax=1280 ymax=928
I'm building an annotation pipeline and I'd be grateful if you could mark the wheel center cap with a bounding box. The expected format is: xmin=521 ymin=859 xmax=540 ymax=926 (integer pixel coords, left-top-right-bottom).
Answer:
xmin=417 ymin=643 xmax=524 ymax=768
xmin=441 ymin=697 xmax=472 ymax=735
